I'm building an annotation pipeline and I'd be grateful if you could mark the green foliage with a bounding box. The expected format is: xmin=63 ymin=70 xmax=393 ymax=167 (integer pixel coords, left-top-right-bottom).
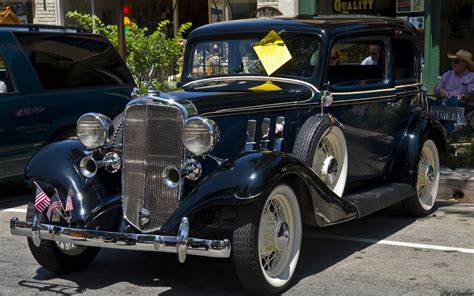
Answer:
xmin=66 ymin=11 xmax=191 ymax=93
xmin=453 ymin=143 xmax=474 ymax=168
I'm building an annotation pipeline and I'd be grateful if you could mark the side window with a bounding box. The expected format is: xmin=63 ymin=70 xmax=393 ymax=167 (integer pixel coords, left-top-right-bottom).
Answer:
xmin=14 ymin=33 xmax=133 ymax=90
xmin=393 ymin=38 xmax=417 ymax=84
xmin=0 ymin=55 xmax=13 ymax=93
xmin=328 ymin=40 xmax=387 ymax=90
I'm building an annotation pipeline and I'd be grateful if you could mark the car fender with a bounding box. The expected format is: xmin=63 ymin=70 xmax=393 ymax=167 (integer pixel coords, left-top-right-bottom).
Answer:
xmin=24 ymin=140 xmax=122 ymax=230
xmin=389 ymin=110 xmax=451 ymax=185
xmin=162 ymin=151 xmax=358 ymax=233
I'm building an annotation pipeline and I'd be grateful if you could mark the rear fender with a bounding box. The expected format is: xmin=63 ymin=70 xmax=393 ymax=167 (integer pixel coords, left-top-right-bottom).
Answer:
xmin=162 ymin=151 xmax=358 ymax=233
xmin=24 ymin=140 xmax=122 ymax=230
xmin=390 ymin=111 xmax=451 ymax=185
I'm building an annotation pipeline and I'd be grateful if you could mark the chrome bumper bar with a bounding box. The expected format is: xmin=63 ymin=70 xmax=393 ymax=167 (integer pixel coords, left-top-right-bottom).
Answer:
xmin=10 ymin=217 xmax=231 ymax=263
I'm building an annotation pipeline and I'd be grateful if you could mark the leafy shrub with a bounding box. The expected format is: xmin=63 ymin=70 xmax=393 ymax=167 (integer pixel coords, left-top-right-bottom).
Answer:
xmin=453 ymin=143 xmax=474 ymax=168
xmin=66 ymin=11 xmax=191 ymax=93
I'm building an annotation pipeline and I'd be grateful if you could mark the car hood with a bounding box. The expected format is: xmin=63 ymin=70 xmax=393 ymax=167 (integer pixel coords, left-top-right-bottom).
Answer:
xmin=170 ymin=86 xmax=312 ymax=115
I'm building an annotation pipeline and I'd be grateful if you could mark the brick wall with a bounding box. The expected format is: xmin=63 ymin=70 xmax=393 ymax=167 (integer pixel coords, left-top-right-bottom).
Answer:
xmin=33 ymin=0 xmax=59 ymax=25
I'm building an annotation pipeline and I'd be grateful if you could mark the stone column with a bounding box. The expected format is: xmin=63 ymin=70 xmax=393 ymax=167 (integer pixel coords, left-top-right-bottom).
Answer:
xmin=278 ymin=0 xmax=297 ymax=17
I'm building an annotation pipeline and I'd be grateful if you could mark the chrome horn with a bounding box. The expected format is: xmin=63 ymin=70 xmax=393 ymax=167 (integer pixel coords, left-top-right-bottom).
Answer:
xmin=162 ymin=158 xmax=202 ymax=188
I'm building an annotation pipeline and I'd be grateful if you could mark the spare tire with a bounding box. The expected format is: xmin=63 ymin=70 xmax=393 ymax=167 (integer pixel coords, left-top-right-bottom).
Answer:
xmin=292 ymin=114 xmax=348 ymax=196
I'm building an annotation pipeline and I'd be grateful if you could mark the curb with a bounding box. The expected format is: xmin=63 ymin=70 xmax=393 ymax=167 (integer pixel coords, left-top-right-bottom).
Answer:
xmin=437 ymin=168 xmax=474 ymax=203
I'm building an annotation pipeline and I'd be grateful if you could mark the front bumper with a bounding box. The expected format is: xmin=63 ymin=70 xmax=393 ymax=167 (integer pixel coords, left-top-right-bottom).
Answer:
xmin=10 ymin=216 xmax=231 ymax=263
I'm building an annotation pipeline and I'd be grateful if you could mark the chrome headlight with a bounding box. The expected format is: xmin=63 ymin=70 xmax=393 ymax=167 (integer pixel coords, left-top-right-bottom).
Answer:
xmin=182 ymin=117 xmax=219 ymax=156
xmin=76 ymin=113 xmax=113 ymax=149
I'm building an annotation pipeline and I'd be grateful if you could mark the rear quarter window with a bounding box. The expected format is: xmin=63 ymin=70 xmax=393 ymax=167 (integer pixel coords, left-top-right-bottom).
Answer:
xmin=14 ymin=33 xmax=133 ymax=90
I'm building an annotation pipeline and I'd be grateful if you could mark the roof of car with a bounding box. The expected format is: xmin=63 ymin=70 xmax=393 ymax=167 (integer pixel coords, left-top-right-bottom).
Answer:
xmin=0 ymin=23 xmax=89 ymax=33
xmin=189 ymin=15 xmax=415 ymax=38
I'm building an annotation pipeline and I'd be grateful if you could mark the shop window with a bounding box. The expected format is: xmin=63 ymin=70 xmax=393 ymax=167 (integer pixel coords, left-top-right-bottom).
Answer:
xmin=328 ymin=40 xmax=387 ymax=89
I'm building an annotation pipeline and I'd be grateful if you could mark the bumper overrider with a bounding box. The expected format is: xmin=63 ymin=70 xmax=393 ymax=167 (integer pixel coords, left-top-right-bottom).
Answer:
xmin=10 ymin=216 xmax=231 ymax=263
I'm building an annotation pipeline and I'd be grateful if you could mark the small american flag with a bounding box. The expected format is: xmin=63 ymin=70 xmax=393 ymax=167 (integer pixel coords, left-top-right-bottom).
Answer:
xmin=34 ymin=186 xmax=50 ymax=213
xmin=65 ymin=185 xmax=74 ymax=212
xmin=46 ymin=192 xmax=64 ymax=221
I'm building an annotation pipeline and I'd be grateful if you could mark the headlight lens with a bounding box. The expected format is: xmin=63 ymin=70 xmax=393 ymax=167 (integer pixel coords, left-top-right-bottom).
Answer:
xmin=76 ymin=113 xmax=113 ymax=149
xmin=182 ymin=117 xmax=219 ymax=155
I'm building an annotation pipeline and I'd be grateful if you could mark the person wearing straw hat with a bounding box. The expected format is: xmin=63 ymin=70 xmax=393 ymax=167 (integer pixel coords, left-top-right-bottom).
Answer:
xmin=435 ymin=49 xmax=474 ymax=104
xmin=433 ymin=49 xmax=474 ymax=136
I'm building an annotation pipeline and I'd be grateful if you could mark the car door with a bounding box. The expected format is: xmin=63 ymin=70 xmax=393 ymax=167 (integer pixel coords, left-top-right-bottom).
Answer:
xmin=324 ymin=35 xmax=398 ymax=184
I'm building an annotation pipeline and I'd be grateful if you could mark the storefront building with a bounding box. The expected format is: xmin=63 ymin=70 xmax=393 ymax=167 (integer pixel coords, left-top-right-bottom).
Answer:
xmin=2 ymin=0 xmax=472 ymax=92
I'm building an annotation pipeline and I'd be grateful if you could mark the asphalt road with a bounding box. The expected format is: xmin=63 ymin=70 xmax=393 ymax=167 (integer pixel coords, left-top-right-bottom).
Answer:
xmin=0 ymin=184 xmax=473 ymax=295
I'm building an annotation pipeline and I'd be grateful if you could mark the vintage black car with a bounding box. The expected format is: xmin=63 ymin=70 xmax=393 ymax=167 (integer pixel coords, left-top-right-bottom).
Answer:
xmin=11 ymin=16 xmax=450 ymax=294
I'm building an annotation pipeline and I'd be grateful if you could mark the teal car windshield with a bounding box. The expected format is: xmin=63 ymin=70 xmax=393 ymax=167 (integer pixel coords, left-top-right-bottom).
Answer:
xmin=187 ymin=34 xmax=320 ymax=80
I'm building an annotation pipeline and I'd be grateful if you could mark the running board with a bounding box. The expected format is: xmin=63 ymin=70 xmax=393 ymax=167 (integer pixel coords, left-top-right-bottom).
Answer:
xmin=342 ymin=183 xmax=415 ymax=218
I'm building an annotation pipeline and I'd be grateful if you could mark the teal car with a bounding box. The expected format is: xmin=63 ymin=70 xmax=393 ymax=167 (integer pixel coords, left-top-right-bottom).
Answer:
xmin=0 ymin=24 xmax=134 ymax=182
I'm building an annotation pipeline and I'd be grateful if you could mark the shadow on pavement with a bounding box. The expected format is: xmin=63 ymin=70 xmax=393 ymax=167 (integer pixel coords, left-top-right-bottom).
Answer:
xmin=13 ymin=202 xmax=429 ymax=295
xmin=0 ymin=180 xmax=31 ymax=210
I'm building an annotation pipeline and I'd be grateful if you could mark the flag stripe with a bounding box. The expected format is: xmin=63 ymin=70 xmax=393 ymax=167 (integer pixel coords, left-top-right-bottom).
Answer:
xmin=34 ymin=187 xmax=50 ymax=213
xmin=46 ymin=193 xmax=64 ymax=221
xmin=65 ymin=186 xmax=74 ymax=212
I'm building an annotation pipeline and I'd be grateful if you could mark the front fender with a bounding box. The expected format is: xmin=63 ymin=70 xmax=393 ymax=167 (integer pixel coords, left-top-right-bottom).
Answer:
xmin=162 ymin=151 xmax=358 ymax=233
xmin=24 ymin=140 xmax=122 ymax=230
xmin=390 ymin=110 xmax=452 ymax=185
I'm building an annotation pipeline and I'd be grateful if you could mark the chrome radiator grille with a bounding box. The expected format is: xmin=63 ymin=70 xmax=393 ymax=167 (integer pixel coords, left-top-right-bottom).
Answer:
xmin=122 ymin=104 xmax=184 ymax=232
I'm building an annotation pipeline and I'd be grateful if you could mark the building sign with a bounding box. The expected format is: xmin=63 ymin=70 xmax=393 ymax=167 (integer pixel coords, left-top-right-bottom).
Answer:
xmin=333 ymin=0 xmax=375 ymax=13
xmin=430 ymin=106 xmax=465 ymax=124
xmin=396 ymin=0 xmax=424 ymax=13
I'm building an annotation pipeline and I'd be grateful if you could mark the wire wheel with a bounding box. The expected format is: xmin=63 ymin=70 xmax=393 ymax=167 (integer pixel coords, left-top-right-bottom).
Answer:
xmin=416 ymin=139 xmax=440 ymax=210
xmin=257 ymin=184 xmax=302 ymax=288
xmin=55 ymin=242 xmax=87 ymax=256
xmin=311 ymin=126 xmax=348 ymax=196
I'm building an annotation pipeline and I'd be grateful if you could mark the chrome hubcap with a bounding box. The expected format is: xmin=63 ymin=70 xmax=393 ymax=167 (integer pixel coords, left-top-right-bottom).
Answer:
xmin=322 ymin=156 xmax=338 ymax=184
xmin=313 ymin=132 xmax=343 ymax=189
xmin=425 ymin=165 xmax=434 ymax=185
xmin=275 ymin=221 xmax=290 ymax=250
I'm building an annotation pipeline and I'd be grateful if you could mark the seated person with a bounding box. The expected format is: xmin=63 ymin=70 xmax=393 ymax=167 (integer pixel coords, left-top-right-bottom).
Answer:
xmin=0 ymin=80 xmax=8 ymax=93
xmin=433 ymin=49 xmax=474 ymax=135
xmin=434 ymin=49 xmax=474 ymax=106
xmin=361 ymin=45 xmax=381 ymax=65
xmin=329 ymin=49 xmax=339 ymax=65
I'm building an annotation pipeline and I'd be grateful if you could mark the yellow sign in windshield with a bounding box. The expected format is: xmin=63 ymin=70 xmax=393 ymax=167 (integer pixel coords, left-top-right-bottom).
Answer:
xmin=252 ymin=30 xmax=292 ymax=76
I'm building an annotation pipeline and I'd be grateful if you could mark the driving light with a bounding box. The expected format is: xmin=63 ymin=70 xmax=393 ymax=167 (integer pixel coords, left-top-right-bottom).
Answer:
xmin=182 ymin=117 xmax=219 ymax=156
xmin=76 ymin=113 xmax=113 ymax=149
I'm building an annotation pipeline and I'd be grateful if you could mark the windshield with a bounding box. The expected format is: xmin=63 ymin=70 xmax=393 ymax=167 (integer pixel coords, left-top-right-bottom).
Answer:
xmin=186 ymin=34 xmax=320 ymax=81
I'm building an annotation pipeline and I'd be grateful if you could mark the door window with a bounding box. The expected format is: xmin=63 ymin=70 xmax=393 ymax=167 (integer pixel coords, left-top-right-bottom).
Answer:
xmin=14 ymin=33 xmax=133 ymax=90
xmin=0 ymin=55 xmax=13 ymax=93
xmin=328 ymin=39 xmax=388 ymax=90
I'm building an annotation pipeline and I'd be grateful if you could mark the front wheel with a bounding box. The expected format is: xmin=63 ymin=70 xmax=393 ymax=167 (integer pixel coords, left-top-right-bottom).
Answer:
xmin=233 ymin=184 xmax=302 ymax=294
xmin=403 ymin=139 xmax=440 ymax=216
xmin=26 ymin=203 xmax=100 ymax=274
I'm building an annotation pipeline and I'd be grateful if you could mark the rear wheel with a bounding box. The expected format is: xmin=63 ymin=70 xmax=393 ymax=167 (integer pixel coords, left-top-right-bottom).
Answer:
xmin=233 ymin=184 xmax=302 ymax=294
xmin=403 ymin=139 xmax=440 ymax=216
